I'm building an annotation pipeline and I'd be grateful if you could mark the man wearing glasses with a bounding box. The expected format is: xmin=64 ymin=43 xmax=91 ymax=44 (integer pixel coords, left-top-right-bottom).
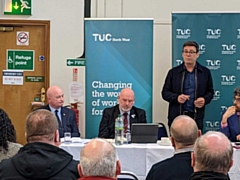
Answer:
xmin=220 ymin=87 xmax=240 ymax=142
xmin=162 ymin=41 xmax=214 ymax=131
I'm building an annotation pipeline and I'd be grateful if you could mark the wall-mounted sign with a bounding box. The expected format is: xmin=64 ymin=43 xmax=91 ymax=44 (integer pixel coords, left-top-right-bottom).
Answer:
xmin=4 ymin=0 xmax=32 ymax=15
xmin=7 ymin=50 xmax=34 ymax=71
xmin=17 ymin=31 xmax=29 ymax=46
xmin=25 ymin=76 xmax=44 ymax=82
xmin=66 ymin=58 xmax=85 ymax=66
xmin=2 ymin=70 xmax=23 ymax=85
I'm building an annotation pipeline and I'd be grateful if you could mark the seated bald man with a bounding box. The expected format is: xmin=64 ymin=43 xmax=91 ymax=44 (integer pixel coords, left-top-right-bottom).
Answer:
xmin=77 ymin=138 xmax=121 ymax=180
xmin=98 ymin=88 xmax=147 ymax=138
xmin=37 ymin=85 xmax=80 ymax=138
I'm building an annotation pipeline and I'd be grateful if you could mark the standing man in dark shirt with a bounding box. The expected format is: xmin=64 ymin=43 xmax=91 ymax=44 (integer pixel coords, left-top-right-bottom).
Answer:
xmin=98 ymin=88 xmax=147 ymax=138
xmin=162 ymin=41 xmax=214 ymax=131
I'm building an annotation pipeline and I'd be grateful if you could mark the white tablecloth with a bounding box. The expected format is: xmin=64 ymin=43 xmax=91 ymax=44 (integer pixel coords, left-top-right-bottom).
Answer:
xmin=60 ymin=139 xmax=240 ymax=180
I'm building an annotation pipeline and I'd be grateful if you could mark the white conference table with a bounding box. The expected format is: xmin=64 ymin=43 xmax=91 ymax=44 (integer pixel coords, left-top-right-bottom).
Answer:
xmin=60 ymin=139 xmax=240 ymax=180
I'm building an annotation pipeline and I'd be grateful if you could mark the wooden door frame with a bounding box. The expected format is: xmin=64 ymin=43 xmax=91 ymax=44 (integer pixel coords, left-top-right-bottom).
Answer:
xmin=0 ymin=19 xmax=50 ymax=91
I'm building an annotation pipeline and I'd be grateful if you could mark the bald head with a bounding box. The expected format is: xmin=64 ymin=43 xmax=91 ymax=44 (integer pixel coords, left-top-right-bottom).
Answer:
xmin=47 ymin=86 xmax=64 ymax=109
xmin=79 ymin=138 xmax=120 ymax=178
xmin=170 ymin=115 xmax=198 ymax=148
xmin=192 ymin=131 xmax=233 ymax=174
xmin=118 ymin=88 xmax=135 ymax=112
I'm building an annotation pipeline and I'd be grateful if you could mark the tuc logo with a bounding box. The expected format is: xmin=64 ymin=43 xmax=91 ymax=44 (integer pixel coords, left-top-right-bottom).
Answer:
xmin=221 ymin=75 xmax=236 ymax=85
xmin=206 ymin=59 xmax=221 ymax=70
xmin=176 ymin=29 xmax=191 ymax=39
xmin=213 ymin=90 xmax=220 ymax=101
xmin=220 ymin=106 xmax=228 ymax=111
xmin=221 ymin=44 xmax=236 ymax=55
xmin=206 ymin=29 xmax=221 ymax=39
xmin=92 ymin=33 xmax=130 ymax=42
xmin=199 ymin=44 xmax=206 ymax=54
xmin=175 ymin=59 xmax=183 ymax=65
xmin=92 ymin=33 xmax=112 ymax=41
xmin=205 ymin=120 xmax=220 ymax=131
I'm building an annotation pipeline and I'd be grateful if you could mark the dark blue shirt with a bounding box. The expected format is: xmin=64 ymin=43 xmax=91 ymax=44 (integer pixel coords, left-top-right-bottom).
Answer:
xmin=183 ymin=68 xmax=195 ymax=112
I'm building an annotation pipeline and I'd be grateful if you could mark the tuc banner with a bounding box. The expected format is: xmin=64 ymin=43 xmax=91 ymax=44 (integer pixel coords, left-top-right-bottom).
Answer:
xmin=172 ymin=13 xmax=240 ymax=133
xmin=85 ymin=19 xmax=153 ymax=138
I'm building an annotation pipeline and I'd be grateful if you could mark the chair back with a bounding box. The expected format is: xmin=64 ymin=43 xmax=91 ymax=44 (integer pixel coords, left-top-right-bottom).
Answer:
xmin=158 ymin=122 xmax=168 ymax=140
xmin=118 ymin=171 xmax=138 ymax=180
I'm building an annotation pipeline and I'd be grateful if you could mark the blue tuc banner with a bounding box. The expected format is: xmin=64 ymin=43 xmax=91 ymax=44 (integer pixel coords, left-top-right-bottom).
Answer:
xmin=85 ymin=19 xmax=153 ymax=138
xmin=172 ymin=13 xmax=240 ymax=132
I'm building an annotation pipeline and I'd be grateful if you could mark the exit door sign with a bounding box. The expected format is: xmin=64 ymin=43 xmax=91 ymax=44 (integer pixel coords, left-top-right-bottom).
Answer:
xmin=4 ymin=0 xmax=32 ymax=15
xmin=7 ymin=50 xmax=34 ymax=71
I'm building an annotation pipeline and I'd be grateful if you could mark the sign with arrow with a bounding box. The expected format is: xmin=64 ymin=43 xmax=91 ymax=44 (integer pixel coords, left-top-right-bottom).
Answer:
xmin=66 ymin=58 xmax=86 ymax=66
xmin=4 ymin=0 xmax=32 ymax=15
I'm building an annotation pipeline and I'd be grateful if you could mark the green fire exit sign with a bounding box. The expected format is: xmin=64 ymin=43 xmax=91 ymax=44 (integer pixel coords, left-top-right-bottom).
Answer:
xmin=4 ymin=0 xmax=32 ymax=15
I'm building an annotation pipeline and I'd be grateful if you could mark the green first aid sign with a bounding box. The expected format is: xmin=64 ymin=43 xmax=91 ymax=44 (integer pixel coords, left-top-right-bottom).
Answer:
xmin=7 ymin=50 xmax=34 ymax=71
xmin=4 ymin=0 xmax=32 ymax=15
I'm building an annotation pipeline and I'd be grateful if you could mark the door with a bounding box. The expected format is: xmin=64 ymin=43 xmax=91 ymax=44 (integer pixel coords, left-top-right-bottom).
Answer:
xmin=0 ymin=20 xmax=50 ymax=145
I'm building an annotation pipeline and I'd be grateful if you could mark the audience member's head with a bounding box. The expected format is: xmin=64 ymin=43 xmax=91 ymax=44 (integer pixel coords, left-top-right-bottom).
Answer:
xmin=118 ymin=88 xmax=135 ymax=112
xmin=25 ymin=109 xmax=59 ymax=145
xmin=0 ymin=109 xmax=16 ymax=151
xmin=170 ymin=115 xmax=199 ymax=149
xmin=191 ymin=131 xmax=233 ymax=175
xmin=47 ymin=86 xmax=64 ymax=109
xmin=79 ymin=138 xmax=121 ymax=178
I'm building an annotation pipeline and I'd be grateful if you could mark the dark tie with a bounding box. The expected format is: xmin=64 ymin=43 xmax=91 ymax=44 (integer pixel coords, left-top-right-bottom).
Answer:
xmin=123 ymin=113 xmax=128 ymax=134
xmin=238 ymin=115 xmax=240 ymax=131
xmin=55 ymin=110 xmax=62 ymax=128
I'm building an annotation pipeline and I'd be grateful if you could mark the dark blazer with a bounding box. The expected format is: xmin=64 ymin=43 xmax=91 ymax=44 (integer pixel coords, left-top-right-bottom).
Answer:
xmin=219 ymin=110 xmax=240 ymax=142
xmin=98 ymin=104 xmax=147 ymax=138
xmin=162 ymin=62 xmax=214 ymax=127
xmin=146 ymin=151 xmax=193 ymax=180
xmin=36 ymin=105 xmax=80 ymax=138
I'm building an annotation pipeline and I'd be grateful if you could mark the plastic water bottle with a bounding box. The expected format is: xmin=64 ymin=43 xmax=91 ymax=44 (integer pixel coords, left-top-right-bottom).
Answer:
xmin=115 ymin=114 xmax=124 ymax=145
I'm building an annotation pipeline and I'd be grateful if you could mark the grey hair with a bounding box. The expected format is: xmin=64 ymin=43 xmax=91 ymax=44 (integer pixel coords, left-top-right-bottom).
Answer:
xmin=80 ymin=140 xmax=117 ymax=177
xmin=194 ymin=131 xmax=233 ymax=174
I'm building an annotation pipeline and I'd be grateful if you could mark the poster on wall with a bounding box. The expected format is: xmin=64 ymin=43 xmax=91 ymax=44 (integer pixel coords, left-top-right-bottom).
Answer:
xmin=172 ymin=13 xmax=240 ymax=132
xmin=85 ymin=19 xmax=153 ymax=138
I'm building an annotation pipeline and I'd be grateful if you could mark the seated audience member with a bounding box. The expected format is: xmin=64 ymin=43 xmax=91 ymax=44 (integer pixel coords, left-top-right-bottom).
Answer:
xmin=98 ymin=88 xmax=147 ymax=138
xmin=37 ymin=85 xmax=80 ymax=138
xmin=220 ymin=86 xmax=240 ymax=142
xmin=146 ymin=115 xmax=199 ymax=180
xmin=0 ymin=109 xmax=80 ymax=180
xmin=189 ymin=131 xmax=233 ymax=180
xmin=0 ymin=109 xmax=22 ymax=162
xmin=78 ymin=138 xmax=121 ymax=180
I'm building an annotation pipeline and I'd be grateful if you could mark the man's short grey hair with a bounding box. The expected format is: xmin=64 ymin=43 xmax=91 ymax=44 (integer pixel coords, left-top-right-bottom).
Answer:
xmin=80 ymin=139 xmax=117 ymax=177
xmin=194 ymin=131 xmax=233 ymax=173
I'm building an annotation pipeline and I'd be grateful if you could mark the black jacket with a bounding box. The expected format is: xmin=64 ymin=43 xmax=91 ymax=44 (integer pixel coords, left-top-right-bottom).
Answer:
xmin=162 ymin=62 xmax=214 ymax=126
xmin=189 ymin=171 xmax=230 ymax=180
xmin=0 ymin=142 xmax=80 ymax=180
xmin=98 ymin=104 xmax=147 ymax=138
xmin=146 ymin=151 xmax=193 ymax=180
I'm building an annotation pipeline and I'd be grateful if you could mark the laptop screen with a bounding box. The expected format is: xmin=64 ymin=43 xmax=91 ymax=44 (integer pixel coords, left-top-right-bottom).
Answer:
xmin=131 ymin=123 xmax=158 ymax=143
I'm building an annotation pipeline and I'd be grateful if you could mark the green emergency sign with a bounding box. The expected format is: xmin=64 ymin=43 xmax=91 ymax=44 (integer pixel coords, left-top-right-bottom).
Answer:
xmin=7 ymin=50 xmax=34 ymax=71
xmin=4 ymin=0 xmax=32 ymax=15
xmin=66 ymin=59 xmax=86 ymax=66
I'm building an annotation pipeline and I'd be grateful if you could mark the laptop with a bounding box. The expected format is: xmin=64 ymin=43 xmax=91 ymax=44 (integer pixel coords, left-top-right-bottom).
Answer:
xmin=131 ymin=123 xmax=158 ymax=143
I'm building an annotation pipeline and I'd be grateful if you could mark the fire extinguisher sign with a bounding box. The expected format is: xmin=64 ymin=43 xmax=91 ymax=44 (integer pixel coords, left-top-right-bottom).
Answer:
xmin=73 ymin=68 xmax=78 ymax=81
xmin=69 ymin=82 xmax=84 ymax=103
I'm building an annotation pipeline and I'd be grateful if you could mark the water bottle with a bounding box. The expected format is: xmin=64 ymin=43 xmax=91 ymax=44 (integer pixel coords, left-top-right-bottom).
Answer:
xmin=115 ymin=114 xmax=124 ymax=145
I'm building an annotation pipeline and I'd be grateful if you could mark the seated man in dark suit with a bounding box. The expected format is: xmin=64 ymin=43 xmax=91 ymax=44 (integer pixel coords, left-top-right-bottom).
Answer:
xmin=37 ymin=86 xmax=80 ymax=138
xmin=220 ymin=86 xmax=240 ymax=142
xmin=146 ymin=115 xmax=200 ymax=180
xmin=98 ymin=88 xmax=147 ymax=138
